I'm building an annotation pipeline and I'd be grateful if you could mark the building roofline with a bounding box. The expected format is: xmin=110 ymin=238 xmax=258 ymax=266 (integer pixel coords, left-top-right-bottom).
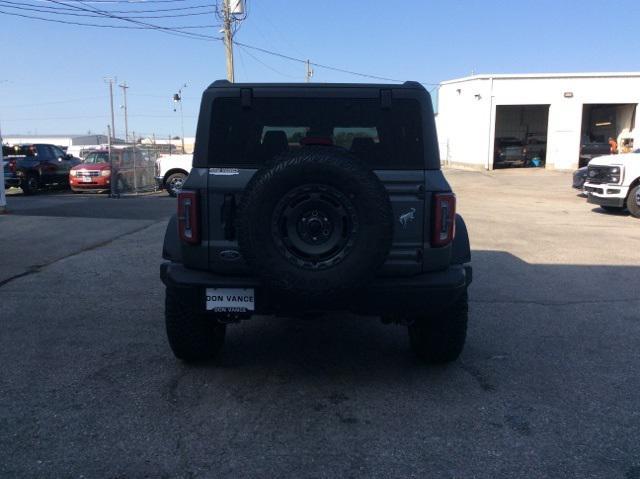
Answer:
xmin=2 ymin=134 xmax=108 ymax=138
xmin=440 ymin=72 xmax=640 ymax=85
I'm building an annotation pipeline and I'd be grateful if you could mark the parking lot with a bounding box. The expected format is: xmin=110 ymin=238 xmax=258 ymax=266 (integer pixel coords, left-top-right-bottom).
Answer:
xmin=1 ymin=170 xmax=639 ymax=478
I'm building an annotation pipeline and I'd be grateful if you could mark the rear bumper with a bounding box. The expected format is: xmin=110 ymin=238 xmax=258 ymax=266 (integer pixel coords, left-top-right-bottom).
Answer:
xmin=4 ymin=172 xmax=20 ymax=187
xmin=160 ymin=262 xmax=472 ymax=315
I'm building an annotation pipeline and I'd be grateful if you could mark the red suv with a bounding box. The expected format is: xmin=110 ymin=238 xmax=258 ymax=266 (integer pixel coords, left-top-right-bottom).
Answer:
xmin=69 ymin=148 xmax=153 ymax=193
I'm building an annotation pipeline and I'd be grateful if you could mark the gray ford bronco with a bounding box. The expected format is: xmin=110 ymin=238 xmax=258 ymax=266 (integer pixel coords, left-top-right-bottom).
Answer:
xmin=160 ymin=80 xmax=472 ymax=363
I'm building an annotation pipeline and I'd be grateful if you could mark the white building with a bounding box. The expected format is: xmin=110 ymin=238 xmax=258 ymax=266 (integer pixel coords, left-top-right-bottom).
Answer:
xmin=2 ymin=134 xmax=114 ymax=147
xmin=436 ymin=72 xmax=640 ymax=171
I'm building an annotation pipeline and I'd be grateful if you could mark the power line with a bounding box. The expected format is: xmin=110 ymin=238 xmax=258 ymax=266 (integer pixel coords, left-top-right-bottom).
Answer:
xmin=0 ymin=9 xmax=218 ymax=29
xmin=3 ymin=2 xmax=439 ymax=85
xmin=236 ymin=44 xmax=298 ymax=80
xmin=0 ymin=1 xmax=216 ymax=19
xmin=43 ymin=0 xmax=221 ymax=40
xmin=46 ymin=0 xmax=197 ymax=3
xmin=234 ymin=41 xmax=422 ymax=83
xmin=7 ymin=0 xmax=215 ymax=13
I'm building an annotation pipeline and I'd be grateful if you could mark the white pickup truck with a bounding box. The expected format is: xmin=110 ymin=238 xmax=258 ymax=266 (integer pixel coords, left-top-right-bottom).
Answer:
xmin=584 ymin=149 xmax=640 ymax=218
xmin=155 ymin=154 xmax=192 ymax=197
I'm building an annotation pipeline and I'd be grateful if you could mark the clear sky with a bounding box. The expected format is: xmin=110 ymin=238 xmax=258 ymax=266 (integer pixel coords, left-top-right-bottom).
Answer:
xmin=1 ymin=0 xmax=639 ymax=139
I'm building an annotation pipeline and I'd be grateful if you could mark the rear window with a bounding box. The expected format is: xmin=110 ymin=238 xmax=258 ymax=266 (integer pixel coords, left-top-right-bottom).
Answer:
xmin=84 ymin=152 xmax=110 ymax=164
xmin=208 ymin=97 xmax=423 ymax=169
xmin=3 ymin=145 xmax=36 ymax=157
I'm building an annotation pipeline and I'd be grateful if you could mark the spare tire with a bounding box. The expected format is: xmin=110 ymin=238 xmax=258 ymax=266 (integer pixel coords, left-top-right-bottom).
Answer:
xmin=236 ymin=146 xmax=393 ymax=299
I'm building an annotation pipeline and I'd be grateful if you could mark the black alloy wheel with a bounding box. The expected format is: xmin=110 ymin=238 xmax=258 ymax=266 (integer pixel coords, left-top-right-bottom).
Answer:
xmin=271 ymin=184 xmax=358 ymax=270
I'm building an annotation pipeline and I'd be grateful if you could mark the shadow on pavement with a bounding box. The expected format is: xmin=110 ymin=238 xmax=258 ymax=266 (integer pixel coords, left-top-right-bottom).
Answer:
xmin=1 ymin=249 xmax=639 ymax=477
xmin=4 ymin=191 xmax=174 ymax=220
xmin=590 ymin=207 xmax=631 ymax=217
xmin=188 ymin=250 xmax=640 ymax=370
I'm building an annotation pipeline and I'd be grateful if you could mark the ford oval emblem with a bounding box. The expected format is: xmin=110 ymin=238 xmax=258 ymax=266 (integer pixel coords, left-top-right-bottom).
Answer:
xmin=220 ymin=250 xmax=241 ymax=261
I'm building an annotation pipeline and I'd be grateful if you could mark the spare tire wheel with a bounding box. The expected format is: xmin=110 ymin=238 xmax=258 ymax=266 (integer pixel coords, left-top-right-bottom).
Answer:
xmin=236 ymin=146 xmax=393 ymax=299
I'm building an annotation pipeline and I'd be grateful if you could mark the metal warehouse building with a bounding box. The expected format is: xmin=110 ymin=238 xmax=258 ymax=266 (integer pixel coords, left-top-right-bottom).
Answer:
xmin=436 ymin=72 xmax=640 ymax=171
xmin=2 ymin=134 xmax=112 ymax=147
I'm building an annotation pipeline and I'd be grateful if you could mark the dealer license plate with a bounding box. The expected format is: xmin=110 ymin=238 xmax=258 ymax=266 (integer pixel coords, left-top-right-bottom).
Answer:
xmin=206 ymin=288 xmax=255 ymax=312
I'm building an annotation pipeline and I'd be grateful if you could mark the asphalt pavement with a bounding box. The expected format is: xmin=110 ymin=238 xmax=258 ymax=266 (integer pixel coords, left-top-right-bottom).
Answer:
xmin=0 ymin=172 xmax=639 ymax=478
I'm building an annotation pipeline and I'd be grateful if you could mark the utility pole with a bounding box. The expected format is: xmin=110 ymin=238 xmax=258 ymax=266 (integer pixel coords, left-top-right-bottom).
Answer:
xmin=104 ymin=77 xmax=116 ymax=142
xmin=119 ymin=81 xmax=129 ymax=143
xmin=173 ymin=84 xmax=187 ymax=153
xmin=108 ymin=125 xmax=118 ymax=198
xmin=306 ymin=59 xmax=314 ymax=83
xmin=221 ymin=0 xmax=235 ymax=82
xmin=0 ymin=122 xmax=6 ymax=214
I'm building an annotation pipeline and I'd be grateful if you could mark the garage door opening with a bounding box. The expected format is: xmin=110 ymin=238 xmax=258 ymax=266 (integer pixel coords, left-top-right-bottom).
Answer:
xmin=493 ymin=105 xmax=550 ymax=169
xmin=579 ymin=103 xmax=637 ymax=167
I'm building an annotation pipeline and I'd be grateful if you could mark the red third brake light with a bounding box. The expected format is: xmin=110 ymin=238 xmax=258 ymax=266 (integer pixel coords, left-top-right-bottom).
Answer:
xmin=432 ymin=193 xmax=456 ymax=247
xmin=177 ymin=190 xmax=200 ymax=244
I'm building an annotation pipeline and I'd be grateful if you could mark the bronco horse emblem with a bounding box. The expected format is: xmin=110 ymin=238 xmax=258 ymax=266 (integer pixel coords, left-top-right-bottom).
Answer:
xmin=399 ymin=208 xmax=416 ymax=228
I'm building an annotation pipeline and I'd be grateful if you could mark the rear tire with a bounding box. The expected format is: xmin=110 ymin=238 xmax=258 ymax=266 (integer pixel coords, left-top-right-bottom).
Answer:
xmin=627 ymin=185 xmax=640 ymax=219
xmin=21 ymin=174 xmax=39 ymax=195
xmin=165 ymin=287 xmax=226 ymax=362
xmin=408 ymin=291 xmax=469 ymax=364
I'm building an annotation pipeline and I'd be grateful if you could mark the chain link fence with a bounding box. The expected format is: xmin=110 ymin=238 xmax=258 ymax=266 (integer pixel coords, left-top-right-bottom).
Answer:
xmin=108 ymin=144 xmax=159 ymax=196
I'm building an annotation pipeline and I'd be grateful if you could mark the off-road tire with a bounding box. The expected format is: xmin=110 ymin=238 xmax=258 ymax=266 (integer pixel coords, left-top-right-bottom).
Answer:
xmin=627 ymin=185 xmax=640 ymax=219
xmin=165 ymin=286 xmax=226 ymax=362
xmin=408 ymin=291 xmax=469 ymax=364
xmin=21 ymin=174 xmax=39 ymax=195
xmin=165 ymin=172 xmax=187 ymax=197
xmin=236 ymin=146 xmax=393 ymax=301
xmin=601 ymin=205 xmax=624 ymax=213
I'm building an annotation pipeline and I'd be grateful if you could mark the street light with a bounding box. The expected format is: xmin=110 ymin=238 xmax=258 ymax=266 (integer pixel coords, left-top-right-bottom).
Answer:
xmin=173 ymin=83 xmax=187 ymax=153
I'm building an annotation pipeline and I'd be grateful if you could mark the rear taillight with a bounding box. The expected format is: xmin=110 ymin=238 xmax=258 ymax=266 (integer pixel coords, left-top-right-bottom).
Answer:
xmin=432 ymin=193 xmax=456 ymax=247
xmin=9 ymin=159 xmax=16 ymax=173
xmin=177 ymin=190 xmax=200 ymax=244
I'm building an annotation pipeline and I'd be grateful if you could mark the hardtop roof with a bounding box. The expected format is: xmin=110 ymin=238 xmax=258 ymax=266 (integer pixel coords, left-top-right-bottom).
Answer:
xmin=205 ymin=80 xmax=425 ymax=90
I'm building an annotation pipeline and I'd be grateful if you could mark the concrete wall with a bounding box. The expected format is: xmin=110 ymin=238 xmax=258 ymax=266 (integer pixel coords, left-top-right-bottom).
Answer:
xmin=437 ymin=73 xmax=640 ymax=171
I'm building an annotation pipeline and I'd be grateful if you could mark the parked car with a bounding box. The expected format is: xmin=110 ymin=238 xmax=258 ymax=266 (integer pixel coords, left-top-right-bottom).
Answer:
xmin=584 ymin=149 xmax=640 ymax=217
xmin=494 ymin=137 xmax=527 ymax=168
xmin=155 ymin=153 xmax=191 ymax=197
xmin=3 ymin=144 xmax=80 ymax=194
xmin=572 ymin=166 xmax=588 ymax=192
xmin=579 ymin=141 xmax=611 ymax=168
xmin=160 ymin=80 xmax=472 ymax=364
xmin=69 ymin=147 xmax=154 ymax=193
